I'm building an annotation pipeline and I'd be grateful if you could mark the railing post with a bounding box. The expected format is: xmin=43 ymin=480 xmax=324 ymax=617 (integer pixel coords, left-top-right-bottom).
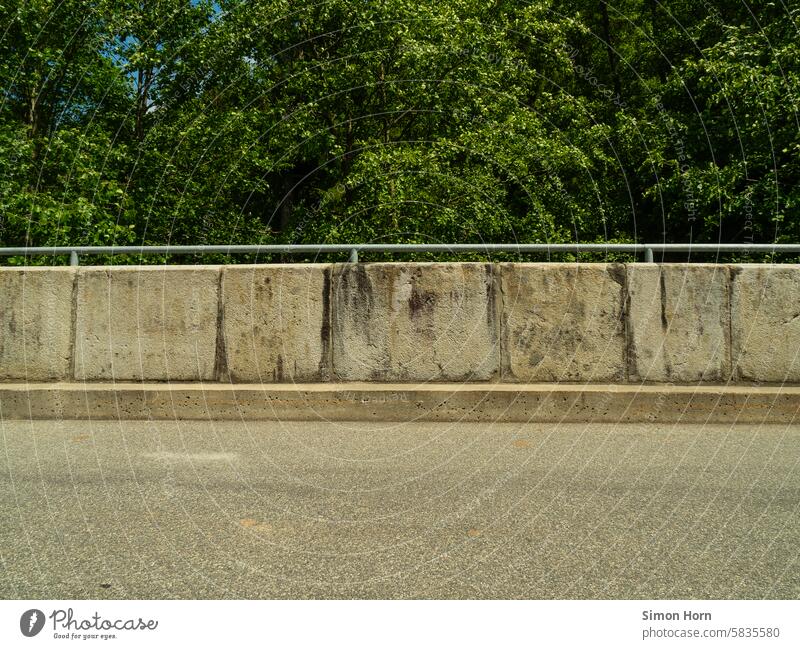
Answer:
xmin=644 ymin=247 xmax=654 ymax=263
xmin=349 ymin=248 xmax=359 ymax=263
xmin=69 ymin=250 xmax=79 ymax=266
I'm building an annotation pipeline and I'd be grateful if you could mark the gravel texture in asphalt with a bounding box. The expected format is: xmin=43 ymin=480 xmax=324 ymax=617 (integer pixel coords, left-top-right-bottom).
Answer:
xmin=1 ymin=419 xmax=798 ymax=599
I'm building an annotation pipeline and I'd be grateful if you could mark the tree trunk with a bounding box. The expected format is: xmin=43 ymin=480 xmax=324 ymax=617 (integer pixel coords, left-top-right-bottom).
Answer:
xmin=599 ymin=2 xmax=622 ymax=100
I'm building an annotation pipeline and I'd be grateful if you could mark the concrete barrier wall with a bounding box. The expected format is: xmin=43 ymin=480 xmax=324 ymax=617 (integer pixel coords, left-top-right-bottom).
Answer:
xmin=501 ymin=264 xmax=626 ymax=381
xmin=331 ymin=263 xmax=499 ymax=381
xmin=73 ymin=267 xmax=219 ymax=381
xmin=0 ymin=267 xmax=75 ymax=380
xmin=626 ymin=264 xmax=730 ymax=382
xmin=220 ymin=264 xmax=330 ymax=382
xmin=1 ymin=263 xmax=798 ymax=384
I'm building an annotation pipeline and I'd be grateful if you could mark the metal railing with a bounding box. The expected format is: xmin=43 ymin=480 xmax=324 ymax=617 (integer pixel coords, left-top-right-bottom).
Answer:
xmin=1 ymin=243 xmax=800 ymax=264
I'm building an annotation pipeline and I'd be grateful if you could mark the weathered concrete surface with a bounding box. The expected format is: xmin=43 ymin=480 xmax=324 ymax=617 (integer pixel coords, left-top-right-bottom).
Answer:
xmin=501 ymin=264 xmax=626 ymax=381
xmin=221 ymin=265 xmax=329 ymax=382
xmin=73 ymin=266 xmax=219 ymax=381
xmin=732 ymin=265 xmax=800 ymax=382
xmin=627 ymin=264 xmax=730 ymax=382
xmin=6 ymin=262 xmax=800 ymax=386
xmin=0 ymin=268 xmax=75 ymax=380
xmin=331 ymin=263 xmax=499 ymax=381
xmin=2 ymin=419 xmax=798 ymax=599
xmin=2 ymin=382 xmax=798 ymax=423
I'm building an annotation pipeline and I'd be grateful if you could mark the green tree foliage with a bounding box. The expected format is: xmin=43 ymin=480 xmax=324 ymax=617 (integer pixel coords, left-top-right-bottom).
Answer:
xmin=1 ymin=0 xmax=797 ymax=262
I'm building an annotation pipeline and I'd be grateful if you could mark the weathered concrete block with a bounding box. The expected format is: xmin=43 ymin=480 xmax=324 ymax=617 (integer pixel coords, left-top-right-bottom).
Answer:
xmin=732 ymin=265 xmax=800 ymax=382
xmin=221 ymin=265 xmax=330 ymax=382
xmin=501 ymin=264 xmax=625 ymax=381
xmin=74 ymin=266 xmax=219 ymax=381
xmin=627 ymin=264 xmax=730 ymax=382
xmin=0 ymin=268 xmax=75 ymax=380
xmin=331 ymin=263 xmax=499 ymax=381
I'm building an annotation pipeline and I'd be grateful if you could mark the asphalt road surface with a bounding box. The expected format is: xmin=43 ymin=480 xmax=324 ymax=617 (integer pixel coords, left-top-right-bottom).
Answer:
xmin=1 ymin=419 xmax=798 ymax=599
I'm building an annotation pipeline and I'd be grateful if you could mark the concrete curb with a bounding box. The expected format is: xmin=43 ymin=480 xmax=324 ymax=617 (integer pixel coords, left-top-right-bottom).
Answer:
xmin=1 ymin=382 xmax=798 ymax=423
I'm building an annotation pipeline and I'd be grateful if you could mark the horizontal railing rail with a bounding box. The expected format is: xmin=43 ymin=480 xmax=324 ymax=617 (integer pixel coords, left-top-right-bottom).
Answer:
xmin=1 ymin=243 xmax=800 ymax=265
